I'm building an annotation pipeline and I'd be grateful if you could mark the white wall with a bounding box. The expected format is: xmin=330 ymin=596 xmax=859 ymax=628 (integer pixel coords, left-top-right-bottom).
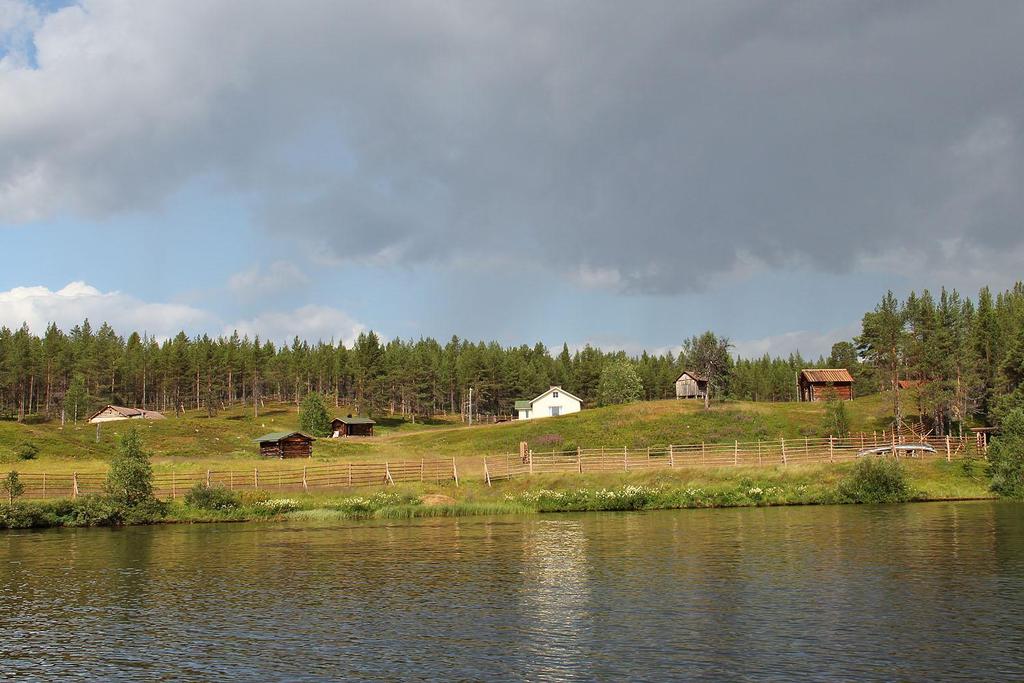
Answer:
xmin=522 ymin=389 xmax=581 ymax=420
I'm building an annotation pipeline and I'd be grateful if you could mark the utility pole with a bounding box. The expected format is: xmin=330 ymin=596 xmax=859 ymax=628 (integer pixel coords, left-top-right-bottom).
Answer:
xmin=468 ymin=387 xmax=473 ymax=426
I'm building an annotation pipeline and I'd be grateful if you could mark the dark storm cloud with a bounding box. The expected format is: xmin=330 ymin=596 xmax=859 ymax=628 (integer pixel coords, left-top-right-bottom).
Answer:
xmin=2 ymin=1 xmax=1023 ymax=292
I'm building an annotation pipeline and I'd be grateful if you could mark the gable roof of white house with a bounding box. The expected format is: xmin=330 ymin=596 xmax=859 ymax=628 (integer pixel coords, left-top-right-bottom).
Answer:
xmin=522 ymin=385 xmax=583 ymax=407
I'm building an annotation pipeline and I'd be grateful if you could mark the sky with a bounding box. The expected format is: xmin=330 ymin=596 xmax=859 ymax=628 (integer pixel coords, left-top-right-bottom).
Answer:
xmin=1 ymin=1 xmax=1022 ymax=359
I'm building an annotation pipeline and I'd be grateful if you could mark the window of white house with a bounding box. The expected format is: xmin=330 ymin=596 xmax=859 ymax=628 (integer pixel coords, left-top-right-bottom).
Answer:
xmin=553 ymin=391 xmax=559 ymax=398
xmin=550 ymin=406 xmax=560 ymax=417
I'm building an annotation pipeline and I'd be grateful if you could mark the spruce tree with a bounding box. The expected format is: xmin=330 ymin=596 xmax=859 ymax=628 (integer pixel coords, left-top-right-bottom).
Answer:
xmin=105 ymin=428 xmax=154 ymax=507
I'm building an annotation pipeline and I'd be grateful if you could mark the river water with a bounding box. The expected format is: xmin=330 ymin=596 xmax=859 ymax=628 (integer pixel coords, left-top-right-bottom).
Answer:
xmin=2 ymin=501 xmax=1023 ymax=681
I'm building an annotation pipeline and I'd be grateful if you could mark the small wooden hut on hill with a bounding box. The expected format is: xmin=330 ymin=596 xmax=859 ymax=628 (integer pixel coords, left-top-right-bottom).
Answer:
xmin=254 ymin=432 xmax=315 ymax=458
xmin=674 ymin=371 xmax=708 ymax=400
xmin=330 ymin=416 xmax=376 ymax=437
xmin=798 ymin=369 xmax=855 ymax=402
xmin=87 ymin=405 xmax=165 ymax=424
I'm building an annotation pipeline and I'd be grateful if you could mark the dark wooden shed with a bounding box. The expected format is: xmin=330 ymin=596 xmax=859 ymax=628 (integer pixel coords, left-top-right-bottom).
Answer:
xmin=330 ymin=415 xmax=376 ymax=437
xmin=798 ymin=369 xmax=855 ymax=402
xmin=254 ymin=431 xmax=315 ymax=458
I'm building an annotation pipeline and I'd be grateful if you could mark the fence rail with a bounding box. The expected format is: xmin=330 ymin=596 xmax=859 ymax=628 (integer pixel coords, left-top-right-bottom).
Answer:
xmin=12 ymin=432 xmax=986 ymax=501
xmin=482 ymin=434 xmax=984 ymax=484
xmin=14 ymin=459 xmax=458 ymax=501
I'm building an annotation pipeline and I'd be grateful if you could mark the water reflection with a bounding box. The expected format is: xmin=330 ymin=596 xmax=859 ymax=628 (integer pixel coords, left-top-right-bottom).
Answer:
xmin=1 ymin=502 xmax=1023 ymax=681
xmin=519 ymin=520 xmax=592 ymax=680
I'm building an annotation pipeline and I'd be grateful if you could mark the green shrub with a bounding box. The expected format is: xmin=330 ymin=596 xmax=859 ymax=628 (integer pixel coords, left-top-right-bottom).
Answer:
xmin=0 ymin=496 xmax=166 ymax=529
xmin=184 ymin=483 xmax=241 ymax=511
xmin=987 ymin=408 xmax=1024 ymax=498
xmin=0 ymin=502 xmax=58 ymax=529
xmin=105 ymin=428 xmax=154 ymax=507
xmin=839 ymin=457 xmax=912 ymax=503
xmin=15 ymin=441 xmax=38 ymax=460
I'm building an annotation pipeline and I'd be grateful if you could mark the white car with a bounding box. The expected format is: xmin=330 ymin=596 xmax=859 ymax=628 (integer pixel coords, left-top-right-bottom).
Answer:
xmin=857 ymin=443 xmax=936 ymax=458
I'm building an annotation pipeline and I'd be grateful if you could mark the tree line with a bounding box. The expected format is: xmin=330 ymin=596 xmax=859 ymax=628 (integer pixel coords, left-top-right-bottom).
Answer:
xmin=855 ymin=283 xmax=1024 ymax=433
xmin=0 ymin=282 xmax=1020 ymax=427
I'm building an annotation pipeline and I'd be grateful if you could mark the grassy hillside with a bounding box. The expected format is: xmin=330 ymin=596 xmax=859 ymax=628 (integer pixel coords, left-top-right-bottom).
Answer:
xmin=0 ymin=394 xmax=902 ymax=475
xmin=385 ymin=393 xmax=897 ymax=456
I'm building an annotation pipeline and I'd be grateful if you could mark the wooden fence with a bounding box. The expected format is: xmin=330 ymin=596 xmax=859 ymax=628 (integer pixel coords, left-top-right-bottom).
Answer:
xmin=482 ymin=433 xmax=984 ymax=484
xmin=14 ymin=459 xmax=459 ymax=501
xmin=12 ymin=431 xmax=987 ymax=500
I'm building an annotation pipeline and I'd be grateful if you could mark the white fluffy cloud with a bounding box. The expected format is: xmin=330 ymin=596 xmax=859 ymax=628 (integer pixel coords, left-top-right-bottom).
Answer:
xmin=0 ymin=282 xmax=214 ymax=337
xmin=228 ymin=305 xmax=366 ymax=347
xmin=2 ymin=1 xmax=1023 ymax=294
xmin=0 ymin=282 xmax=366 ymax=345
xmin=732 ymin=323 xmax=861 ymax=361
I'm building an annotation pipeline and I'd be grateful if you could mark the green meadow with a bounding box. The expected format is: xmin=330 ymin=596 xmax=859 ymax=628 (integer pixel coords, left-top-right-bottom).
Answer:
xmin=0 ymin=393 xmax=902 ymax=477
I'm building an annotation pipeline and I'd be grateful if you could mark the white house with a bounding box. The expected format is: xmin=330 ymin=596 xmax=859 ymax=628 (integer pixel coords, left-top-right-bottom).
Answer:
xmin=514 ymin=386 xmax=582 ymax=420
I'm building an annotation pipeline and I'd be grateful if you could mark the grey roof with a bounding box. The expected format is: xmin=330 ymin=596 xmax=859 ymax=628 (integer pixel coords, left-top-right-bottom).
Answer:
xmin=254 ymin=431 xmax=314 ymax=443
xmin=332 ymin=416 xmax=376 ymax=425
xmin=87 ymin=404 xmax=166 ymax=420
xmin=675 ymin=371 xmax=708 ymax=383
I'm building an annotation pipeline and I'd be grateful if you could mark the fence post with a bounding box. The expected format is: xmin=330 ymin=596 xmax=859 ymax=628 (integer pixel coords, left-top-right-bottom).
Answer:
xmin=254 ymin=467 xmax=259 ymax=488
xmin=206 ymin=469 xmax=211 ymax=487
xmin=42 ymin=472 xmax=46 ymax=498
xmin=945 ymin=435 xmax=951 ymax=462
xmin=781 ymin=438 xmax=787 ymax=466
xmin=624 ymin=446 xmax=628 ymax=472
xmin=701 ymin=441 xmax=705 ymax=466
xmin=528 ymin=450 xmax=534 ymax=475
xmin=891 ymin=432 xmax=897 ymax=460
xmin=452 ymin=457 xmax=459 ymax=486
xmin=669 ymin=444 xmax=674 ymax=468
xmin=385 ymin=462 xmax=395 ymax=486
xmin=577 ymin=446 xmax=583 ymax=473
xmin=484 ymin=459 xmax=491 ymax=487
xmin=229 ymin=470 xmax=234 ymax=490
xmin=302 ymin=466 xmax=308 ymax=492
xmin=804 ymin=436 xmax=809 ymax=456
xmin=420 ymin=459 xmax=425 ymax=481
xmin=734 ymin=440 xmax=738 ymax=467
xmin=348 ymin=462 xmax=353 ymax=486
xmin=757 ymin=439 xmax=762 ymax=466
xmin=829 ymin=435 xmax=834 ymax=463
xmin=72 ymin=472 xmax=78 ymax=499
xmin=172 ymin=472 xmax=176 ymax=500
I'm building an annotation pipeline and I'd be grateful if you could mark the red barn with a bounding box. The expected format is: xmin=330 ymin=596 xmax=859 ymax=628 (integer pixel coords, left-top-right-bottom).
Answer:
xmin=798 ymin=369 xmax=855 ymax=402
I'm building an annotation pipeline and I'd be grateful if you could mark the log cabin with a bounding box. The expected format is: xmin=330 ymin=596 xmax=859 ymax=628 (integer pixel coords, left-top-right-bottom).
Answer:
xmin=674 ymin=371 xmax=708 ymax=400
xmin=330 ymin=415 xmax=376 ymax=437
xmin=254 ymin=432 xmax=315 ymax=458
xmin=798 ymin=369 xmax=855 ymax=402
